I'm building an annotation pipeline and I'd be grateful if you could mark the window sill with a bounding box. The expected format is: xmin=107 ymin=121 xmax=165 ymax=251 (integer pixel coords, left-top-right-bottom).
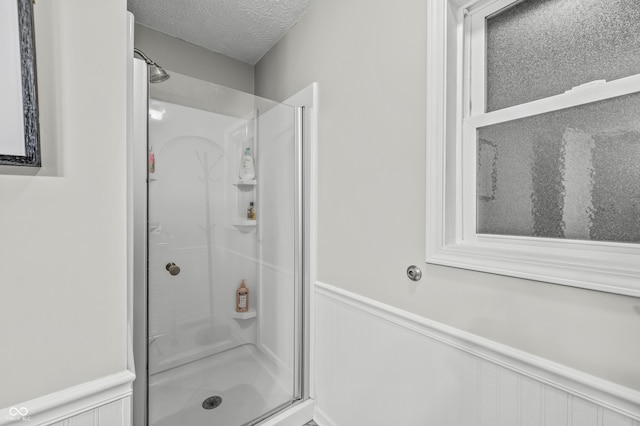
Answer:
xmin=427 ymin=236 xmax=640 ymax=297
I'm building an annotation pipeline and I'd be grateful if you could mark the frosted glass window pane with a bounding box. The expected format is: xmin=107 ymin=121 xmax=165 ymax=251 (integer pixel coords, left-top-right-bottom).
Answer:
xmin=477 ymin=93 xmax=640 ymax=243
xmin=486 ymin=0 xmax=640 ymax=111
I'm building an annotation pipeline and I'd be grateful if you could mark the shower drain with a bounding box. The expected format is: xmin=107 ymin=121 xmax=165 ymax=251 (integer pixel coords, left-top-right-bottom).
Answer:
xmin=202 ymin=395 xmax=223 ymax=410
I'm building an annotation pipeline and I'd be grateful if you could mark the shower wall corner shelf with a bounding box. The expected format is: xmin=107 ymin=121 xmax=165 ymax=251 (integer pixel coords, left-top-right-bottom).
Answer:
xmin=231 ymin=309 xmax=256 ymax=319
xmin=232 ymin=220 xmax=257 ymax=227
xmin=234 ymin=180 xmax=257 ymax=186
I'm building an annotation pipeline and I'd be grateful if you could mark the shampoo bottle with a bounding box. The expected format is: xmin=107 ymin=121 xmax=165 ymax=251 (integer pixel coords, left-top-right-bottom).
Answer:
xmin=239 ymin=147 xmax=256 ymax=180
xmin=236 ymin=280 xmax=249 ymax=313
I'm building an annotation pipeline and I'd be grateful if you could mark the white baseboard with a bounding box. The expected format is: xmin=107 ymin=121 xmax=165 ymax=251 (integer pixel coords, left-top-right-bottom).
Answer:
xmin=0 ymin=370 xmax=135 ymax=426
xmin=315 ymin=281 xmax=640 ymax=423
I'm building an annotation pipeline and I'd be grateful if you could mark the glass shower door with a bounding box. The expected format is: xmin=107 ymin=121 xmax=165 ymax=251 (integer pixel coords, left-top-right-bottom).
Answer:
xmin=145 ymin=71 xmax=301 ymax=426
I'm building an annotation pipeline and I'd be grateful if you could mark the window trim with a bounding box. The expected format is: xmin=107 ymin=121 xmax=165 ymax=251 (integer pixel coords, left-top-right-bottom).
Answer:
xmin=425 ymin=0 xmax=640 ymax=297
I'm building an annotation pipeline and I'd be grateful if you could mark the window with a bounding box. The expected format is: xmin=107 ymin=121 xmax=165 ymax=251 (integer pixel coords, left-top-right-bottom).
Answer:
xmin=426 ymin=0 xmax=640 ymax=296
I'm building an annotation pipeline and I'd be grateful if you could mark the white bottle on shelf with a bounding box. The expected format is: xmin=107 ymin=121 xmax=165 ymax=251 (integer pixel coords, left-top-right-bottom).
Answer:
xmin=239 ymin=147 xmax=255 ymax=181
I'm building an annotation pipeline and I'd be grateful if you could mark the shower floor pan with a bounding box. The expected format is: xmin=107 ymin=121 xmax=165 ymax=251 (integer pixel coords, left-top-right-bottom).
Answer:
xmin=149 ymin=344 xmax=292 ymax=426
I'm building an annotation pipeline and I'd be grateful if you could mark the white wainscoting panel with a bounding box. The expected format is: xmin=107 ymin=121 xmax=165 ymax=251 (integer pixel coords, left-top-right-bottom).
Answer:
xmin=49 ymin=397 xmax=131 ymax=426
xmin=314 ymin=282 xmax=640 ymax=426
xmin=0 ymin=371 xmax=134 ymax=426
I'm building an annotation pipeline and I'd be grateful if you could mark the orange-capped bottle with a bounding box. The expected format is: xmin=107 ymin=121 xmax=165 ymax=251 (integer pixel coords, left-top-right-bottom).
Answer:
xmin=236 ymin=280 xmax=249 ymax=313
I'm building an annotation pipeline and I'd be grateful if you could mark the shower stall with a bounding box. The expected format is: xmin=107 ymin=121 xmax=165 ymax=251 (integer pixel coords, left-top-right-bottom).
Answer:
xmin=129 ymin=53 xmax=314 ymax=426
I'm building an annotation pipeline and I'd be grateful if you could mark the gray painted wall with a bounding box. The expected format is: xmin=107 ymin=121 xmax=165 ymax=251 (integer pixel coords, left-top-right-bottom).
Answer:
xmin=134 ymin=24 xmax=254 ymax=93
xmin=0 ymin=0 xmax=128 ymax=406
xmin=255 ymin=0 xmax=640 ymax=390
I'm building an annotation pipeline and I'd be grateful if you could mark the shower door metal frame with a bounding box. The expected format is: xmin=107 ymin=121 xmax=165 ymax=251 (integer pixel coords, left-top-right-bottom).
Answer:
xmin=293 ymin=105 xmax=306 ymax=402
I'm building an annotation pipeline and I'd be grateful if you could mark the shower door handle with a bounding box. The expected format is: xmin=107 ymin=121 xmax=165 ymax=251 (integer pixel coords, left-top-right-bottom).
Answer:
xmin=166 ymin=262 xmax=181 ymax=276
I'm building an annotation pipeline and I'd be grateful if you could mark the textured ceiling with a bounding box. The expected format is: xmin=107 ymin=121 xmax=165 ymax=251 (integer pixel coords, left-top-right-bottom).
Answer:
xmin=128 ymin=0 xmax=315 ymax=65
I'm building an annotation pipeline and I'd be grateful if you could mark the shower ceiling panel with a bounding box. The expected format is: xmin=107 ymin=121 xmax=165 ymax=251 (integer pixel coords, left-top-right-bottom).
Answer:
xmin=127 ymin=0 xmax=316 ymax=64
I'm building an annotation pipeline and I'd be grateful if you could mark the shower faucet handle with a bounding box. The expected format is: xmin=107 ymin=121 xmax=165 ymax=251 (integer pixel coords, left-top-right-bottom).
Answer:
xmin=166 ymin=262 xmax=181 ymax=276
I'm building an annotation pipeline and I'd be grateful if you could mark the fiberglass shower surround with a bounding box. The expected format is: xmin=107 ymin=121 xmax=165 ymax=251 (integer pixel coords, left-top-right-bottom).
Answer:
xmin=147 ymin=100 xmax=260 ymax=374
xmin=138 ymin=68 xmax=304 ymax=426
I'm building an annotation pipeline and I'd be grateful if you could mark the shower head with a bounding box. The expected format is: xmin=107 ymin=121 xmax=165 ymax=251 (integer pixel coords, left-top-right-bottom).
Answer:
xmin=148 ymin=65 xmax=170 ymax=84
xmin=134 ymin=48 xmax=170 ymax=83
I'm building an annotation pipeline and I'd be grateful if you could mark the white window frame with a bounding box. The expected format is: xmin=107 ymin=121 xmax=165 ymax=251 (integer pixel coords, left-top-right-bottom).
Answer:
xmin=426 ymin=0 xmax=640 ymax=297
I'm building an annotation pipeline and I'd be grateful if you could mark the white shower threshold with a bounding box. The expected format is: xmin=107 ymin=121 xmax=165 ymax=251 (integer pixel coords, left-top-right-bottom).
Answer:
xmin=149 ymin=344 xmax=296 ymax=426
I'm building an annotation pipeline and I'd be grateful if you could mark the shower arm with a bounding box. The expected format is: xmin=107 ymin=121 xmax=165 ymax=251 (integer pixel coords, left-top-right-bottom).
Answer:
xmin=133 ymin=48 xmax=170 ymax=83
xmin=133 ymin=48 xmax=155 ymax=65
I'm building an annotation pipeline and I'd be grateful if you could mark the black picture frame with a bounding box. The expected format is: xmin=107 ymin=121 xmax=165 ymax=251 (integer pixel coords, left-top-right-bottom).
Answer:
xmin=0 ymin=0 xmax=40 ymax=167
